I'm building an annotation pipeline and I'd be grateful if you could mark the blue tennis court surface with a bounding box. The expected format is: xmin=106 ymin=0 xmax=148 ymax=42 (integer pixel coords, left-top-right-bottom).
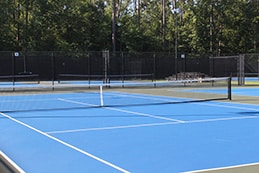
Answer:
xmin=232 ymin=77 xmax=259 ymax=82
xmin=0 ymin=82 xmax=39 ymax=87
xmin=232 ymin=88 xmax=259 ymax=96
xmin=184 ymin=88 xmax=259 ymax=97
xmin=0 ymin=91 xmax=259 ymax=173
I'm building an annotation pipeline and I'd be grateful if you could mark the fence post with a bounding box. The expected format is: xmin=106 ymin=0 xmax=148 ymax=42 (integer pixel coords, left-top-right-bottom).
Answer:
xmin=103 ymin=50 xmax=110 ymax=83
xmin=237 ymin=54 xmax=245 ymax=85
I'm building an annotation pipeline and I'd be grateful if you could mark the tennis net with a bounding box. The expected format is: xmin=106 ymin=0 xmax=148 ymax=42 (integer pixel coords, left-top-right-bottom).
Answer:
xmin=0 ymin=77 xmax=231 ymax=113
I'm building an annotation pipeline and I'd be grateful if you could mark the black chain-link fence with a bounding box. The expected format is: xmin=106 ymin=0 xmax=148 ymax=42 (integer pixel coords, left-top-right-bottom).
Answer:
xmin=0 ymin=51 xmax=258 ymax=83
xmin=245 ymin=54 xmax=259 ymax=76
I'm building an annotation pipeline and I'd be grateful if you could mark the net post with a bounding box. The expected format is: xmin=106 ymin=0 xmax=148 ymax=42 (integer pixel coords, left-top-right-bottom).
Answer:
xmin=100 ymin=85 xmax=104 ymax=107
xmin=228 ymin=77 xmax=232 ymax=100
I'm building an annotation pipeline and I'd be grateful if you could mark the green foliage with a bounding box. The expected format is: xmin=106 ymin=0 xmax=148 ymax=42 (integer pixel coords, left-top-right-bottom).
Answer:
xmin=0 ymin=0 xmax=257 ymax=54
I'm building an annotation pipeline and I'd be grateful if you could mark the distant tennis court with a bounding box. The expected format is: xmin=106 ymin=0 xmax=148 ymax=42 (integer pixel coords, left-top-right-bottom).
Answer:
xmin=0 ymin=77 xmax=259 ymax=173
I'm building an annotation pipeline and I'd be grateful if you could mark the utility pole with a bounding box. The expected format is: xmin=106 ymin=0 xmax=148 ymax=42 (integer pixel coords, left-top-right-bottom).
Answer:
xmin=112 ymin=0 xmax=116 ymax=53
xmin=174 ymin=0 xmax=178 ymax=77
xmin=162 ymin=0 xmax=166 ymax=50
xmin=138 ymin=0 xmax=141 ymax=29
xmin=210 ymin=0 xmax=213 ymax=56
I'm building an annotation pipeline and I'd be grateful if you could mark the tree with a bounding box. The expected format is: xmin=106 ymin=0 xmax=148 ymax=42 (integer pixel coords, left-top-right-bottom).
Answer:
xmin=0 ymin=0 xmax=16 ymax=50
xmin=0 ymin=0 xmax=257 ymax=53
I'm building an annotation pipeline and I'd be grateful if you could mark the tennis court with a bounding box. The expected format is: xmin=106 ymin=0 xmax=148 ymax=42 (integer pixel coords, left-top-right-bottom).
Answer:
xmin=0 ymin=78 xmax=259 ymax=173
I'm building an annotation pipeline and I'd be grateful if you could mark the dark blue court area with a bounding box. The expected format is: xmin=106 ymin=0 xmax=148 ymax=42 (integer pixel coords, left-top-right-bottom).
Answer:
xmin=0 ymin=89 xmax=259 ymax=173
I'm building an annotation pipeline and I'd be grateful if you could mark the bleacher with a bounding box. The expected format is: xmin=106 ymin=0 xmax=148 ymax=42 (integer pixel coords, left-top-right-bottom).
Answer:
xmin=166 ymin=72 xmax=207 ymax=81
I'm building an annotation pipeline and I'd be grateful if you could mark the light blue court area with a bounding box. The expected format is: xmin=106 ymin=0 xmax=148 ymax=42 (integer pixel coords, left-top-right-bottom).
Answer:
xmin=232 ymin=88 xmax=259 ymax=96
xmin=232 ymin=77 xmax=259 ymax=82
xmin=245 ymin=77 xmax=259 ymax=82
xmin=184 ymin=87 xmax=259 ymax=97
xmin=0 ymin=92 xmax=259 ymax=173
xmin=0 ymin=82 xmax=39 ymax=86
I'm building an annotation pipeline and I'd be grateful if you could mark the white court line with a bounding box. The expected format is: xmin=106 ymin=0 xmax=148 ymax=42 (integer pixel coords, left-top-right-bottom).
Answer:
xmin=106 ymin=106 xmax=185 ymax=122
xmin=51 ymin=95 xmax=259 ymax=134
xmin=47 ymin=121 xmax=179 ymax=134
xmin=0 ymin=112 xmax=130 ymax=173
xmin=58 ymin=98 xmax=185 ymax=123
xmin=46 ymin=115 xmax=259 ymax=134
